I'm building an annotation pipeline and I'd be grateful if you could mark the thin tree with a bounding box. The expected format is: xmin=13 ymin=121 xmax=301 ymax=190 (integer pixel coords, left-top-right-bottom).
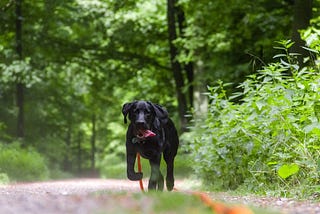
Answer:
xmin=90 ymin=114 xmax=96 ymax=170
xmin=291 ymin=0 xmax=313 ymax=66
xmin=15 ymin=0 xmax=24 ymax=139
xmin=167 ymin=0 xmax=188 ymax=131
xmin=176 ymin=5 xmax=194 ymax=108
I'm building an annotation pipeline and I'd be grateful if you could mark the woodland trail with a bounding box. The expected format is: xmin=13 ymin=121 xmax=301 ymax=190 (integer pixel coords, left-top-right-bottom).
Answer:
xmin=0 ymin=178 xmax=319 ymax=214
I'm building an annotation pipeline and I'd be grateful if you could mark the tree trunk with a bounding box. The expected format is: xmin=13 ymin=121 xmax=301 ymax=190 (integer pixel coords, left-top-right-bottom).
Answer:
xmin=77 ymin=131 xmax=82 ymax=174
xmin=291 ymin=0 xmax=313 ymax=66
xmin=167 ymin=0 xmax=188 ymax=132
xmin=176 ymin=5 xmax=194 ymax=108
xmin=16 ymin=83 xmax=24 ymax=138
xmin=15 ymin=0 xmax=24 ymax=139
xmin=90 ymin=114 xmax=96 ymax=170
xmin=63 ymin=124 xmax=72 ymax=171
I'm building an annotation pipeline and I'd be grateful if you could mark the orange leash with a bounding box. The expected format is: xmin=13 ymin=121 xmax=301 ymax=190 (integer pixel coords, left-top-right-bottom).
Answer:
xmin=193 ymin=192 xmax=253 ymax=214
xmin=136 ymin=153 xmax=144 ymax=192
xmin=135 ymin=153 xmax=253 ymax=214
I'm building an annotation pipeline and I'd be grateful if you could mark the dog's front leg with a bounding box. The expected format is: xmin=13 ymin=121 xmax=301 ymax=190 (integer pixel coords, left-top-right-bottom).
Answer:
xmin=126 ymin=149 xmax=143 ymax=181
xmin=148 ymin=156 xmax=164 ymax=191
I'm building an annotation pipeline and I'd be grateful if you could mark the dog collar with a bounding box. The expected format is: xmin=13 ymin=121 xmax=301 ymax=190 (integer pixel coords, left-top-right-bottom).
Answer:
xmin=132 ymin=136 xmax=146 ymax=144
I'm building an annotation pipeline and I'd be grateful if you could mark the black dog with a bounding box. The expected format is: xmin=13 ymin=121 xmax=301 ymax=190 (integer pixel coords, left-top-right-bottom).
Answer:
xmin=122 ymin=101 xmax=179 ymax=191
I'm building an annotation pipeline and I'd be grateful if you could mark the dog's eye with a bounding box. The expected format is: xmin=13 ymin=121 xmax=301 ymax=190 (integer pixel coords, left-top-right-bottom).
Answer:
xmin=145 ymin=111 xmax=151 ymax=118
xmin=145 ymin=110 xmax=151 ymax=115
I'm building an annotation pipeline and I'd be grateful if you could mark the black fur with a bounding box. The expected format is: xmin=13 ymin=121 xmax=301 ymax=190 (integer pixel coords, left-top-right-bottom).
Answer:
xmin=122 ymin=101 xmax=179 ymax=191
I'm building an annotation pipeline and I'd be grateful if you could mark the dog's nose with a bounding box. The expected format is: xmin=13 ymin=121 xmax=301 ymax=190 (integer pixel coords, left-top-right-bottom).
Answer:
xmin=135 ymin=121 xmax=145 ymax=126
xmin=135 ymin=121 xmax=147 ymax=129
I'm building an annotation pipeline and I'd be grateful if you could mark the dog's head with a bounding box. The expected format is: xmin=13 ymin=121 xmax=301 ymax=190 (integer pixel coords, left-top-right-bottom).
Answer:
xmin=122 ymin=101 xmax=168 ymax=134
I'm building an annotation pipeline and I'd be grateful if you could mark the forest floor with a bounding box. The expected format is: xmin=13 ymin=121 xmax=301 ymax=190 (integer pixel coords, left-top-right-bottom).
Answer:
xmin=0 ymin=178 xmax=319 ymax=214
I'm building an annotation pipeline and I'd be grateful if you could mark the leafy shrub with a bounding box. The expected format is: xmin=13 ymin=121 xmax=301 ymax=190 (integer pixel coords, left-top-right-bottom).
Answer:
xmin=98 ymin=153 xmax=126 ymax=179
xmin=187 ymin=41 xmax=320 ymax=197
xmin=0 ymin=173 xmax=9 ymax=184
xmin=0 ymin=142 xmax=49 ymax=181
xmin=33 ymin=136 xmax=72 ymax=178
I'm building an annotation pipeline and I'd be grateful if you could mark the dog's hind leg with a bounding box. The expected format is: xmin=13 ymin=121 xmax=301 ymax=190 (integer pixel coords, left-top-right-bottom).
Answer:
xmin=164 ymin=160 xmax=174 ymax=191
xmin=163 ymin=149 xmax=175 ymax=191
xmin=163 ymin=119 xmax=179 ymax=191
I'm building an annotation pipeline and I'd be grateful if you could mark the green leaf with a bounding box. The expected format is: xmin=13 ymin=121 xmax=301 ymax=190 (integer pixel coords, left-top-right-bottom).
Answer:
xmin=273 ymin=54 xmax=286 ymax=58
xmin=267 ymin=161 xmax=278 ymax=166
xmin=301 ymin=46 xmax=319 ymax=54
xmin=304 ymin=123 xmax=320 ymax=134
xmin=277 ymin=164 xmax=300 ymax=179
xmin=314 ymin=101 xmax=320 ymax=122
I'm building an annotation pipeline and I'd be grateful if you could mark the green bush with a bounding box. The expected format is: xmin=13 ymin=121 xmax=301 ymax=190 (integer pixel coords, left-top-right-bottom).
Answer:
xmin=187 ymin=40 xmax=320 ymax=197
xmin=98 ymin=153 xmax=127 ymax=179
xmin=0 ymin=173 xmax=9 ymax=184
xmin=0 ymin=142 xmax=49 ymax=181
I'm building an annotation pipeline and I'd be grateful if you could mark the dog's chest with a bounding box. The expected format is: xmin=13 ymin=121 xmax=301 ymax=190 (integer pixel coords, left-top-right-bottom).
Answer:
xmin=132 ymin=138 xmax=164 ymax=159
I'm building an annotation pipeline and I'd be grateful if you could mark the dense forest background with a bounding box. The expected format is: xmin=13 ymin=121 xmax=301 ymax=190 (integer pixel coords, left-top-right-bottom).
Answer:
xmin=0 ymin=0 xmax=319 ymax=195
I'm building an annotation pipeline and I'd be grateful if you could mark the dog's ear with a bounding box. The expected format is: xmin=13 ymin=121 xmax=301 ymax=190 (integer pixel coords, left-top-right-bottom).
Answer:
xmin=122 ymin=102 xmax=135 ymax=124
xmin=148 ymin=102 xmax=169 ymax=129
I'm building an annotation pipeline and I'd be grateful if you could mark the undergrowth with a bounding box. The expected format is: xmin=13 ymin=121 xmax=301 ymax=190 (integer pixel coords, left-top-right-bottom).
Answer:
xmin=0 ymin=142 xmax=49 ymax=182
xmin=186 ymin=40 xmax=320 ymax=199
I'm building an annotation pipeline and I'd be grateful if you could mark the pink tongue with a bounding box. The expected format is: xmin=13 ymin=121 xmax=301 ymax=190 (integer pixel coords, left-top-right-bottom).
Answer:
xmin=140 ymin=130 xmax=156 ymax=138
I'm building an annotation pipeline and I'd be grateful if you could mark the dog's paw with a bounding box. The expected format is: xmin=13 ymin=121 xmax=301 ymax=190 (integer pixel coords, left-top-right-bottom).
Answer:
xmin=166 ymin=178 xmax=174 ymax=191
xmin=166 ymin=183 xmax=174 ymax=191
xmin=127 ymin=172 xmax=143 ymax=181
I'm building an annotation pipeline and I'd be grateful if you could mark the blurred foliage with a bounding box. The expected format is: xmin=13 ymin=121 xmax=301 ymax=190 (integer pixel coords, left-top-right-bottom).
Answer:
xmin=0 ymin=142 xmax=49 ymax=181
xmin=177 ymin=0 xmax=295 ymax=85
xmin=0 ymin=173 xmax=10 ymax=185
xmin=92 ymin=192 xmax=214 ymax=214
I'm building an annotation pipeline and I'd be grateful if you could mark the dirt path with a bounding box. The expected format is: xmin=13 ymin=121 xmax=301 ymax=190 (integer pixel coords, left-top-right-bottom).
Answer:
xmin=0 ymin=178 xmax=187 ymax=214
xmin=0 ymin=179 xmax=319 ymax=214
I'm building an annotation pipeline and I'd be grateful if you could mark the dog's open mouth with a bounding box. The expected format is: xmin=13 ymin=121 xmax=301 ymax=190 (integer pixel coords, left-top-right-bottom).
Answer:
xmin=137 ymin=129 xmax=156 ymax=138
